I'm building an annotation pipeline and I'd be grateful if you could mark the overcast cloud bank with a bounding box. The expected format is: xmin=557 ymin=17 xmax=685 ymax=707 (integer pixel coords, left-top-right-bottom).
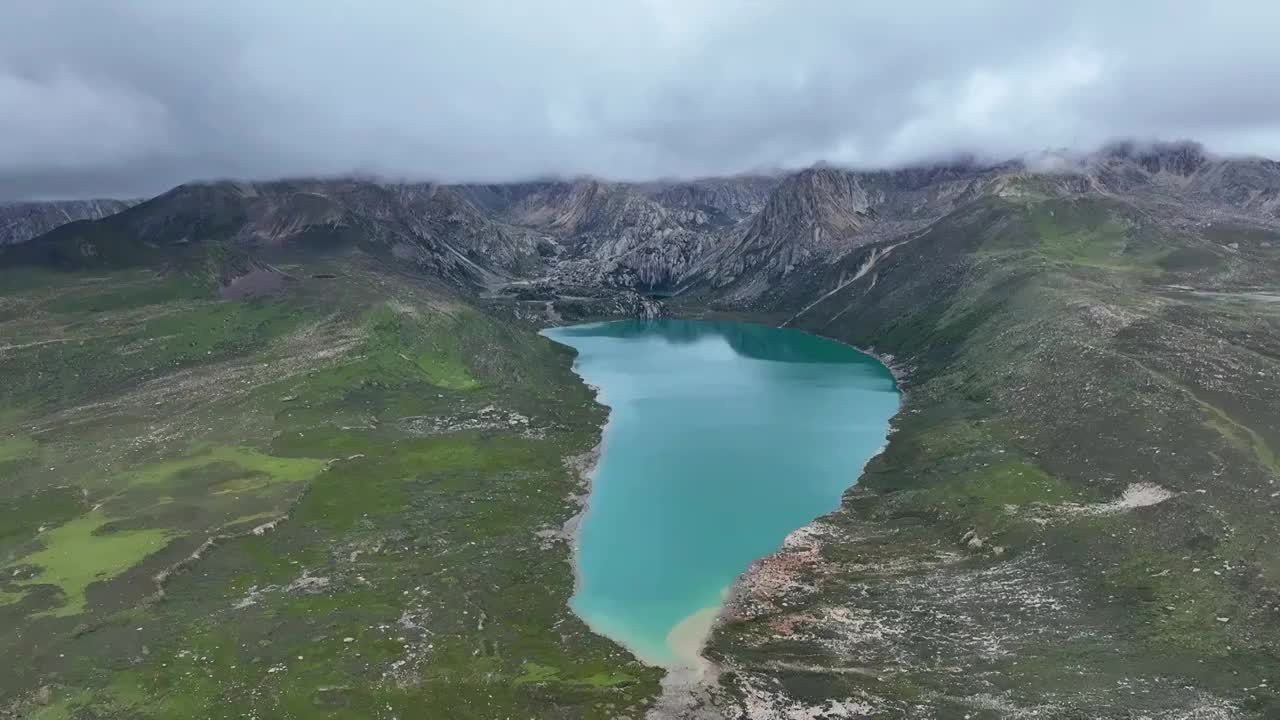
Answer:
xmin=4 ymin=1 xmax=1280 ymax=199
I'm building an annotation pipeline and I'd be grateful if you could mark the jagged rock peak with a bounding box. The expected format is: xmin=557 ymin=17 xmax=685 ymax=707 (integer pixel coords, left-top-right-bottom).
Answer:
xmin=755 ymin=168 xmax=873 ymax=234
xmin=639 ymin=176 xmax=779 ymax=224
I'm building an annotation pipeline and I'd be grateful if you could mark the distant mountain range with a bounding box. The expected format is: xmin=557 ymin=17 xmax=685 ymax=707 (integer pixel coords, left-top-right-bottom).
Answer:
xmin=0 ymin=198 xmax=139 ymax=246
xmin=5 ymin=141 xmax=1277 ymax=306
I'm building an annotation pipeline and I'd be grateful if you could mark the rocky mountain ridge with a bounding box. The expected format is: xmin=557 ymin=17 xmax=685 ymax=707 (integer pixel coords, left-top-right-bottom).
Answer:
xmin=6 ymin=141 xmax=1279 ymax=306
xmin=0 ymin=198 xmax=138 ymax=246
xmin=3 ymin=180 xmax=547 ymax=288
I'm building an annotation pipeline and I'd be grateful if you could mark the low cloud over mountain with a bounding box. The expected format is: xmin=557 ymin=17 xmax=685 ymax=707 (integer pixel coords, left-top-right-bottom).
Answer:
xmin=4 ymin=1 xmax=1280 ymax=198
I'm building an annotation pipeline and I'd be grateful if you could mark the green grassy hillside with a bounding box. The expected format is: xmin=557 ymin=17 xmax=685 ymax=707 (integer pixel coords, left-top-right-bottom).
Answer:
xmin=698 ymin=194 xmax=1280 ymax=717
xmin=0 ymin=257 xmax=659 ymax=718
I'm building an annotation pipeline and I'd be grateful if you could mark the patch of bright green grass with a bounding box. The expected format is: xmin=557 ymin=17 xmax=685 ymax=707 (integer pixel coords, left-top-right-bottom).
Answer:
xmin=513 ymin=662 xmax=561 ymax=685
xmin=267 ymin=302 xmax=483 ymax=409
xmin=956 ymin=460 xmax=1076 ymax=506
xmin=890 ymin=458 xmax=1078 ymax=546
xmin=270 ymin=429 xmax=542 ymax=531
xmin=122 ymin=446 xmax=326 ymax=489
xmin=0 ymin=434 xmax=37 ymax=463
xmin=978 ymin=199 xmax=1166 ymax=275
xmin=911 ymin=420 xmax=991 ymax=464
xmin=364 ymin=303 xmax=479 ymax=390
xmin=1033 ymin=208 xmax=1131 ymax=267
xmin=513 ymin=663 xmax=635 ymax=688
xmin=11 ymin=510 xmax=173 ymax=617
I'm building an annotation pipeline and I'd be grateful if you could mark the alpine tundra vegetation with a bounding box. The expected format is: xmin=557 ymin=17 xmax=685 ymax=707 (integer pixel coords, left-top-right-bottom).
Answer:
xmin=2 ymin=141 xmax=1280 ymax=720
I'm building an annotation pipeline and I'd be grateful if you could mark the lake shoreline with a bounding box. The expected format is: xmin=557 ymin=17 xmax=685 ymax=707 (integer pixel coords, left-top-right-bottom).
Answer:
xmin=550 ymin=347 xmax=674 ymax=667
xmin=556 ymin=367 xmax=608 ymax=623
xmin=713 ymin=332 xmax=909 ymax=642
xmin=545 ymin=318 xmax=903 ymax=720
xmin=647 ymin=325 xmax=909 ymax=719
xmin=558 ymin=370 xmax=734 ymax=674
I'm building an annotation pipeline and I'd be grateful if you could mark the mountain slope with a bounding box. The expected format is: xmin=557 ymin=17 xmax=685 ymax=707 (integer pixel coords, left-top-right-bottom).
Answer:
xmin=0 ymin=199 xmax=137 ymax=246
xmin=671 ymin=188 xmax=1280 ymax=718
xmin=2 ymin=180 xmax=546 ymax=289
xmin=0 ymin=250 xmax=661 ymax=718
xmin=472 ymin=179 xmax=739 ymax=289
xmin=638 ymin=176 xmax=778 ymax=225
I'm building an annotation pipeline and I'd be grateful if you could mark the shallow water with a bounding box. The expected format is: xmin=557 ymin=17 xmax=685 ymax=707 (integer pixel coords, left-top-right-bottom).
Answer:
xmin=543 ymin=319 xmax=899 ymax=667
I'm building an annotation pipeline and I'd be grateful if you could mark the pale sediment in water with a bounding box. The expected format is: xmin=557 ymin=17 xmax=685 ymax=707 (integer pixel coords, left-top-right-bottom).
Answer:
xmin=665 ymin=603 xmax=723 ymax=671
xmin=543 ymin=319 xmax=900 ymax=671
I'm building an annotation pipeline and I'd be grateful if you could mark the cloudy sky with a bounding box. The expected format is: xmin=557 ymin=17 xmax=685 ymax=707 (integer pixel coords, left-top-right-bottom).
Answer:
xmin=3 ymin=1 xmax=1279 ymax=199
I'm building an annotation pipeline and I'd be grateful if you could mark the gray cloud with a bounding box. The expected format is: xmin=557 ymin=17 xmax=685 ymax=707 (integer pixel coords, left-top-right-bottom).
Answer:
xmin=3 ymin=1 xmax=1279 ymax=199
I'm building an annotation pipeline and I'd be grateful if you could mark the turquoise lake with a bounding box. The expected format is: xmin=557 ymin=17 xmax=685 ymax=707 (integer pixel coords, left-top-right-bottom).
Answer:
xmin=543 ymin=319 xmax=899 ymax=668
